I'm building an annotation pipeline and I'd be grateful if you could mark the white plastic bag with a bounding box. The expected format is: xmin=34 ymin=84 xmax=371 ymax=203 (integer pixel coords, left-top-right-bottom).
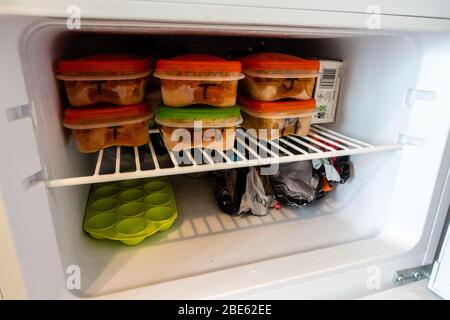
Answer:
xmin=239 ymin=167 xmax=276 ymax=216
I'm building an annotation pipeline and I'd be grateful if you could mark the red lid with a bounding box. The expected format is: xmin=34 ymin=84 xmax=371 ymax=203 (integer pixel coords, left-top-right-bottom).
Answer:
xmin=238 ymin=52 xmax=319 ymax=71
xmin=57 ymin=53 xmax=152 ymax=73
xmin=156 ymin=54 xmax=241 ymax=73
xmin=64 ymin=103 xmax=151 ymax=124
xmin=238 ymin=95 xmax=316 ymax=113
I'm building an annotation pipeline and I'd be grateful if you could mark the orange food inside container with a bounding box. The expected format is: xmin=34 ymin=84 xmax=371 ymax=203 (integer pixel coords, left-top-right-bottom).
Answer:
xmin=238 ymin=52 xmax=319 ymax=101
xmin=63 ymin=102 xmax=152 ymax=153
xmin=155 ymin=104 xmax=242 ymax=151
xmin=238 ymin=95 xmax=316 ymax=139
xmin=56 ymin=53 xmax=152 ymax=106
xmin=154 ymin=54 xmax=244 ymax=107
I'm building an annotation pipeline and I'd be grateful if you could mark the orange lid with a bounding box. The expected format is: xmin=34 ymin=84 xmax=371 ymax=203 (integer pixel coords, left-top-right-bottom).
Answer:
xmin=238 ymin=95 xmax=316 ymax=113
xmin=57 ymin=53 xmax=152 ymax=73
xmin=238 ymin=52 xmax=319 ymax=71
xmin=156 ymin=54 xmax=241 ymax=73
xmin=64 ymin=102 xmax=150 ymax=124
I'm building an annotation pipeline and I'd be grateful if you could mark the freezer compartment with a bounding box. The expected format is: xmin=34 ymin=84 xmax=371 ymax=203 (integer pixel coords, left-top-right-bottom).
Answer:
xmin=50 ymin=169 xmax=397 ymax=297
xmin=28 ymin=27 xmax=406 ymax=187
xmin=14 ymin=21 xmax=450 ymax=298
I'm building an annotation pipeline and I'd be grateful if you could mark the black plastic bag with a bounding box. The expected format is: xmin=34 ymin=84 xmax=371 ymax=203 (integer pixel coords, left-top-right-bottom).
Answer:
xmin=270 ymin=161 xmax=323 ymax=207
xmin=211 ymin=168 xmax=248 ymax=215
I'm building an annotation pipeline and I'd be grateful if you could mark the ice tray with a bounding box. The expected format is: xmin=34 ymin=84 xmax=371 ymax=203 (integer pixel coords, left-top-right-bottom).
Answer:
xmin=83 ymin=176 xmax=177 ymax=245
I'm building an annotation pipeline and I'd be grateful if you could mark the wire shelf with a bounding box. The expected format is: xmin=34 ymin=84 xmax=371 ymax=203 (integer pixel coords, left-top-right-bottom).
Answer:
xmin=44 ymin=125 xmax=402 ymax=188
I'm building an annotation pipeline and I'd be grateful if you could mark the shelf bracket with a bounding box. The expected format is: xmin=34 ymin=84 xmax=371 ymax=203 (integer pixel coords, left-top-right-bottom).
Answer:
xmin=397 ymin=134 xmax=426 ymax=148
xmin=23 ymin=167 xmax=48 ymax=190
xmin=6 ymin=101 xmax=37 ymax=126
xmin=405 ymin=89 xmax=436 ymax=107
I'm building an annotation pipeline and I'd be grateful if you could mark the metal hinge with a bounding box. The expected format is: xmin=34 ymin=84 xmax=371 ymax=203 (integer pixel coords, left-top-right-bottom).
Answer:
xmin=392 ymin=264 xmax=433 ymax=285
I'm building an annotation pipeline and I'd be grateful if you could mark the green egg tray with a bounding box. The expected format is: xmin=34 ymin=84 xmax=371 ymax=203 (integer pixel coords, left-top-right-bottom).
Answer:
xmin=83 ymin=177 xmax=177 ymax=245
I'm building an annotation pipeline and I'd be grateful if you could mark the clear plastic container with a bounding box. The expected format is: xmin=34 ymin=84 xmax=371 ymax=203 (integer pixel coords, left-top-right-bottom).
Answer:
xmin=63 ymin=103 xmax=153 ymax=153
xmin=56 ymin=53 xmax=152 ymax=106
xmin=238 ymin=96 xmax=316 ymax=140
xmin=238 ymin=52 xmax=319 ymax=101
xmin=154 ymin=54 xmax=244 ymax=107
xmin=155 ymin=104 xmax=242 ymax=151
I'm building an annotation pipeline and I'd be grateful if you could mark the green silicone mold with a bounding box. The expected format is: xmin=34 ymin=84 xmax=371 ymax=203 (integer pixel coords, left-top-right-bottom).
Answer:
xmin=83 ymin=177 xmax=178 ymax=245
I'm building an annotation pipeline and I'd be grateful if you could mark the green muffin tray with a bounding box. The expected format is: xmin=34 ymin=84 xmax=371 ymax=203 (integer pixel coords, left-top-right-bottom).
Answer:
xmin=83 ymin=177 xmax=177 ymax=245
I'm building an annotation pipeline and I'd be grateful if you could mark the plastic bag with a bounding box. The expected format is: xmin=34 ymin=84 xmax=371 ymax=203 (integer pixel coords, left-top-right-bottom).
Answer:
xmin=239 ymin=167 xmax=277 ymax=216
xmin=270 ymin=161 xmax=322 ymax=207
xmin=211 ymin=156 xmax=351 ymax=213
xmin=312 ymin=158 xmax=341 ymax=182
xmin=211 ymin=167 xmax=278 ymax=216
xmin=334 ymin=156 xmax=351 ymax=183
xmin=314 ymin=155 xmax=351 ymax=190
xmin=211 ymin=168 xmax=248 ymax=215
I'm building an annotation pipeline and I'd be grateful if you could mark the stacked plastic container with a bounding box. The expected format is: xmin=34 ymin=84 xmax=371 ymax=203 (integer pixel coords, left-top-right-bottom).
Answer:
xmin=56 ymin=53 xmax=153 ymax=153
xmin=153 ymin=54 xmax=244 ymax=151
xmin=237 ymin=52 xmax=319 ymax=139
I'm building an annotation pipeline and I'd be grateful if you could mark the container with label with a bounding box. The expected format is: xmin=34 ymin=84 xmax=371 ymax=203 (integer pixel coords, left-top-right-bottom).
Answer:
xmin=238 ymin=96 xmax=316 ymax=139
xmin=312 ymin=59 xmax=343 ymax=124
xmin=154 ymin=54 xmax=244 ymax=107
xmin=155 ymin=104 xmax=242 ymax=151
xmin=56 ymin=53 xmax=152 ymax=106
xmin=238 ymin=52 xmax=319 ymax=101
xmin=63 ymin=102 xmax=152 ymax=153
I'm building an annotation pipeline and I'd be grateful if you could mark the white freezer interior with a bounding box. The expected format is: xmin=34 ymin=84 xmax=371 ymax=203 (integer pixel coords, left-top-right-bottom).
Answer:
xmin=10 ymin=21 xmax=450 ymax=298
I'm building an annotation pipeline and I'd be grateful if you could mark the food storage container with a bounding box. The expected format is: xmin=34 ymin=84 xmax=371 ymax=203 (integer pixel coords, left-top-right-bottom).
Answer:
xmin=155 ymin=104 xmax=242 ymax=151
xmin=154 ymin=54 xmax=244 ymax=107
xmin=238 ymin=95 xmax=316 ymax=139
xmin=238 ymin=52 xmax=319 ymax=101
xmin=63 ymin=102 xmax=153 ymax=153
xmin=56 ymin=53 xmax=152 ymax=106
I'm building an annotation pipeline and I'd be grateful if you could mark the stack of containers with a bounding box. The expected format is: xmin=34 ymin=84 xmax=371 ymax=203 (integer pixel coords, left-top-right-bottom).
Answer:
xmin=56 ymin=53 xmax=153 ymax=153
xmin=153 ymin=54 xmax=244 ymax=151
xmin=237 ymin=52 xmax=319 ymax=139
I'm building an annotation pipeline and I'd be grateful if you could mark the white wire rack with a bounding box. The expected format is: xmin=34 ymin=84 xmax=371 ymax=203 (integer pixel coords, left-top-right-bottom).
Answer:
xmin=45 ymin=125 xmax=402 ymax=188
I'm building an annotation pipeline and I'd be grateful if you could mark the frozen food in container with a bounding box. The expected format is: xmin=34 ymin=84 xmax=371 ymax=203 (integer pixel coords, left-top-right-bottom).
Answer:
xmin=63 ymin=102 xmax=152 ymax=153
xmin=238 ymin=95 xmax=316 ymax=139
xmin=154 ymin=54 xmax=244 ymax=107
xmin=155 ymin=104 xmax=242 ymax=151
xmin=238 ymin=52 xmax=319 ymax=101
xmin=56 ymin=53 xmax=152 ymax=106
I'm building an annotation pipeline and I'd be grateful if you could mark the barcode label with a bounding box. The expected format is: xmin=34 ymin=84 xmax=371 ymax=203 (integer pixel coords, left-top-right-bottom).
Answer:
xmin=319 ymin=68 xmax=337 ymax=89
xmin=316 ymin=104 xmax=327 ymax=119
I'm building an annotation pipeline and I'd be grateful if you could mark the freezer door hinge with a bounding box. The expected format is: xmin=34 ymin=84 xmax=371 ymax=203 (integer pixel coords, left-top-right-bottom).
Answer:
xmin=392 ymin=264 xmax=433 ymax=285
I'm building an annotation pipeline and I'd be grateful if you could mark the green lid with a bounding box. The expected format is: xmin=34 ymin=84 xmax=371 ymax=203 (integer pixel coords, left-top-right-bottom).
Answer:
xmin=155 ymin=104 xmax=242 ymax=128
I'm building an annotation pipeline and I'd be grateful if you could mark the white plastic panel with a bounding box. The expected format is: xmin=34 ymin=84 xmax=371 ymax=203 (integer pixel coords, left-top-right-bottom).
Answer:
xmin=2 ymin=0 xmax=450 ymax=33
xmin=429 ymin=221 xmax=450 ymax=299
xmin=139 ymin=0 xmax=450 ymax=19
xmin=0 ymin=17 xmax=68 ymax=299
